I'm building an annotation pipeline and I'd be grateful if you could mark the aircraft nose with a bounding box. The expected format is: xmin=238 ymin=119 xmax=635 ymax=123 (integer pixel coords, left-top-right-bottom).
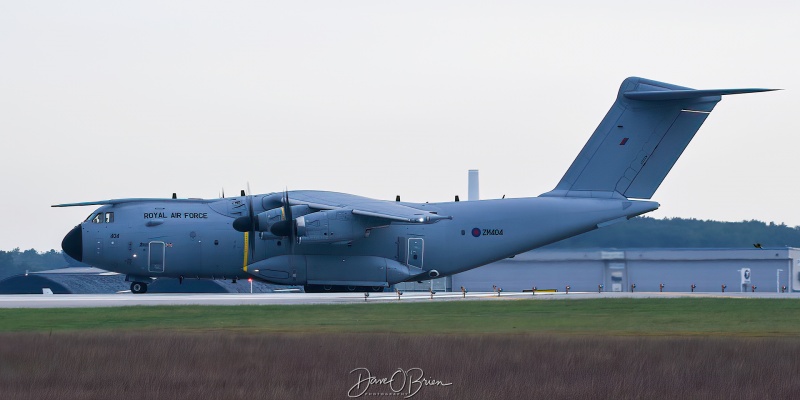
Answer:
xmin=61 ymin=225 xmax=83 ymax=262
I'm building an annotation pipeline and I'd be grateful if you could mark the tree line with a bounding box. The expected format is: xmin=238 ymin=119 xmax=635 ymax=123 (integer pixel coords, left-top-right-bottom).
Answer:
xmin=545 ymin=217 xmax=800 ymax=249
xmin=0 ymin=249 xmax=67 ymax=280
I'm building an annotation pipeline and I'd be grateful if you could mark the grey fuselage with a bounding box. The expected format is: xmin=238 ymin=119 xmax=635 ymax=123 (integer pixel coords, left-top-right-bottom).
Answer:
xmin=69 ymin=192 xmax=657 ymax=285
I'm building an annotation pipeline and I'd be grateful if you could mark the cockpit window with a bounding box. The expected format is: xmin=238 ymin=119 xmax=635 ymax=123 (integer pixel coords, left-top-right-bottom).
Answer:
xmin=87 ymin=212 xmax=114 ymax=223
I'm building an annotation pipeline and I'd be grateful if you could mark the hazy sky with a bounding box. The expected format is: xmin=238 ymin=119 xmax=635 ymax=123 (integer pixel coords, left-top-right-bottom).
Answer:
xmin=1 ymin=1 xmax=797 ymax=251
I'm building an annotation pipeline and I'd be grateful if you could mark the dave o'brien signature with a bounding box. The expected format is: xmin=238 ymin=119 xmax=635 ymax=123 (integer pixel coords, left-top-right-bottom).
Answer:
xmin=348 ymin=367 xmax=452 ymax=398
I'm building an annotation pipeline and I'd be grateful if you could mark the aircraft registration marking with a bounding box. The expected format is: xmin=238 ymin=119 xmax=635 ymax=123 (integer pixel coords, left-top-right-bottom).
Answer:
xmin=472 ymin=228 xmax=504 ymax=237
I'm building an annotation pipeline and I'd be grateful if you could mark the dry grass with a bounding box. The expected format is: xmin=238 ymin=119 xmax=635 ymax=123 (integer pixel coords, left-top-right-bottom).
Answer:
xmin=1 ymin=332 xmax=799 ymax=399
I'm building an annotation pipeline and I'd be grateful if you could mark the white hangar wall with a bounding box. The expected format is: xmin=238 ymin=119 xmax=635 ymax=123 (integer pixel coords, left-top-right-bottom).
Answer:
xmin=449 ymin=248 xmax=800 ymax=293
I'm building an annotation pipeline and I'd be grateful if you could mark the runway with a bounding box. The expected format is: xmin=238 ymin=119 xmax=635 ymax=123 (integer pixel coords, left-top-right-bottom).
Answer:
xmin=0 ymin=290 xmax=798 ymax=308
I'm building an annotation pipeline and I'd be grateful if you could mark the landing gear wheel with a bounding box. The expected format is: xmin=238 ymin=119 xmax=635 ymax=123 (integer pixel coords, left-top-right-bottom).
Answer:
xmin=371 ymin=286 xmax=385 ymax=293
xmin=346 ymin=285 xmax=357 ymax=292
xmin=130 ymin=282 xmax=148 ymax=294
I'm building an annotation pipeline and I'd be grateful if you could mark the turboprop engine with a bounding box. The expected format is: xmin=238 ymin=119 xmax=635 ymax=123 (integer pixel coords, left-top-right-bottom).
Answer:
xmin=247 ymin=207 xmax=373 ymax=244
xmin=294 ymin=209 xmax=373 ymax=244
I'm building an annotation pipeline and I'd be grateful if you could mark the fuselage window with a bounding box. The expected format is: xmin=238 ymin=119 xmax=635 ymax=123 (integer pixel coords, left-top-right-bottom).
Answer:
xmin=105 ymin=212 xmax=114 ymax=223
xmin=91 ymin=213 xmax=103 ymax=224
xmin=84 ymin=213 xmax=95 ymax=222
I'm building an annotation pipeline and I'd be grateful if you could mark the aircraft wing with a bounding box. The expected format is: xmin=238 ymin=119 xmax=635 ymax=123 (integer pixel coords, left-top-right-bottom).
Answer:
xmin=52 ymin=198 xmax=213 ymax=207
xmin=287 ymin=190 xmax=451 ymax=223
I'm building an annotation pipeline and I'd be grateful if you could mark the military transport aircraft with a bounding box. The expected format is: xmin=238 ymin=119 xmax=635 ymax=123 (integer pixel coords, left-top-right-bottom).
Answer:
xmin=54 ymin=77 xmax=774 ymax=293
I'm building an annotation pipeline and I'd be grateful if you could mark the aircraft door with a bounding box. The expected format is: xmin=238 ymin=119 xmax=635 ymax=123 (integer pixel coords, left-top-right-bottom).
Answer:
xmin=407 ymin=238 xmax=424 ymax=269
xmin=148 ymin=241 xmax=165 ymax=273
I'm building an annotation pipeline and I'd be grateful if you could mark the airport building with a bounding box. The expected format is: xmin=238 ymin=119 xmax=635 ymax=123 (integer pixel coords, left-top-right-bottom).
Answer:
xmin=398 ymin=247 xmax=800 ymax=294
xmin=3 ymin=247 xmax=799 ymax=294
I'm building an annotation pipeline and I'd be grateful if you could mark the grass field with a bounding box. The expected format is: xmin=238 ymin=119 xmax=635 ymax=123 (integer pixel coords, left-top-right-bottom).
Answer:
xmin=2 ymin=298 xmax=800 ymax=399
xmin=2 ymin=332 xmax=799 ymax=400
xmin=1 ymin=298 xmax=799 ymax=336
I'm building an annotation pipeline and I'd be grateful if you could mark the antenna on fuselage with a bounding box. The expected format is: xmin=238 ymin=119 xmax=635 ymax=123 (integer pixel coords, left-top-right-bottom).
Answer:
xmin=172 ymin=193 xmax=177 ymax=199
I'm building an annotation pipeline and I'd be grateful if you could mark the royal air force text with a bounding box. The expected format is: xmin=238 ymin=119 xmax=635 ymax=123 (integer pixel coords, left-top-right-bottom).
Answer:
xmin=143 ymin=212 xmax=208 ymax=219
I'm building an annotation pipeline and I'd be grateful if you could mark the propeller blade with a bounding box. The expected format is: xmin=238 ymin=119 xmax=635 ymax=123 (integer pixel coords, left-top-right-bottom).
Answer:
xmin=233 ymin=190 xmax=258 ymax=258
xmin=247 ymin=192 xmax=255 ymax=260
xmin=248 ymin=194 xmax=255 ymax=230
xmin=283 ymin=190 xmax=294 ymax=234
xmin=284 ymin=189 xmax=297 ymax=283
xmin=231 ymin=186 xmax=260 ymax=265
xmin=269 ymin=190 xmax=296 ymax=241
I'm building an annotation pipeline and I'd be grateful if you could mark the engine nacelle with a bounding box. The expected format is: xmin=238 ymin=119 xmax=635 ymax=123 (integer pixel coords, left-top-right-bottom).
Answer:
xmin=255 ymin=205 xmax=312 ymax=236
xmin=295 ymin=209 xmax=371 ymax=243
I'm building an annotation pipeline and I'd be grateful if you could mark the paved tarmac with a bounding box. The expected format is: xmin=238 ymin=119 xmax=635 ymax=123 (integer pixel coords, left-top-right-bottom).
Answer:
xmin=0 ymin=290 xmax=798 ymax=308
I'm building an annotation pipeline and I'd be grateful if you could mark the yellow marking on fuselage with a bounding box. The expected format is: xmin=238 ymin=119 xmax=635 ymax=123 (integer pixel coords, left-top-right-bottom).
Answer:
xmin=243 ymin=232 xmax=249 ymax=271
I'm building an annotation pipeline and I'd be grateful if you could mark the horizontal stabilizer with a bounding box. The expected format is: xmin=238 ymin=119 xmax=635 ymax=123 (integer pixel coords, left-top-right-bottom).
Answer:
xmin=543 ymin=77 xmax=775 ymax=200
xmin=625 ymin=88 xmax=777 ymax=101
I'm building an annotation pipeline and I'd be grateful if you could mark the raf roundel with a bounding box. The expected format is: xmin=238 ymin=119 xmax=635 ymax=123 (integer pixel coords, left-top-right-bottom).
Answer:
xmin=471 ymin=228 xmax=481 ymax=237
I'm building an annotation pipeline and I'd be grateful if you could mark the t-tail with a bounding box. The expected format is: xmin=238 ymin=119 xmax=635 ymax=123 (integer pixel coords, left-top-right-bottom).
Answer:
xmin=542 ymin=77 xmax=776 ymax=200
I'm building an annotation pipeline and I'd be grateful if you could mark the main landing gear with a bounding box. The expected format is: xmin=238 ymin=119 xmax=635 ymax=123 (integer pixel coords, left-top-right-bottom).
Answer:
xmin=130 ymin=282 xmax=148 ymax=294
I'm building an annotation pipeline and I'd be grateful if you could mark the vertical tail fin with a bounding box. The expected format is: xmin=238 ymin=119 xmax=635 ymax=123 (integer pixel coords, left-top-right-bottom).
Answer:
xmin=543 ymin=77 xmax=775 ymax=200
